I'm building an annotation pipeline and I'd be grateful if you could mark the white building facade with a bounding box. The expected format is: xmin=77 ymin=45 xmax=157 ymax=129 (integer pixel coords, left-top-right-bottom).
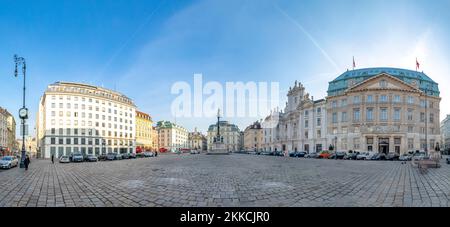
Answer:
xmin=156 ymin=121 xmax=189 ymax=152
xmin=441 ymin=115 xmax=450 ymax=152
xmin=36 ymin=82 xmax=136 ymax=158
xmin=207 ymin=121 xmax=241 ymax=151
xmin=262 ymin=81 xmax=328 ymax=153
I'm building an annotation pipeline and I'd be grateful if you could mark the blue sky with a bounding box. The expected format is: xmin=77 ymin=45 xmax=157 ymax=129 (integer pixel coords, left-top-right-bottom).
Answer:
xmin=1 ymin=0 xmax=450 ymax=136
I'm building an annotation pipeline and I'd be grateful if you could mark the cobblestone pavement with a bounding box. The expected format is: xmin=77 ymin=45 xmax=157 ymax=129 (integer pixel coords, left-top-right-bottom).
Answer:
xmin=1 ymin=154 xmax=449 ymax=207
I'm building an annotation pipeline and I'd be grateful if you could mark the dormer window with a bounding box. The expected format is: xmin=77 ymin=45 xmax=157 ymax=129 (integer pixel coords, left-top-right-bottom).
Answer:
xmin=380 ymin=80 xmax=387 ymax=88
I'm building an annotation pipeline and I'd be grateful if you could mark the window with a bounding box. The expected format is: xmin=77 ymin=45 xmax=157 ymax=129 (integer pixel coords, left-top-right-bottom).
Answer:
xmin=50 ymin=138 xmax=56 ymax=144
xmin=66 ymin=138 xmax=71 ymax=144
xmin=408 ymin=126 xmax=414 ymax=133
xmin=380 ymin=108 xmax=388 ymax=121
xmin=420 ymin=100 xmax=426 ymax=108
xmin=305 ymin=120 xmax=309 ymax=128
xmin=332 ymin=113 xmax=338 ymax=123
xmin=430 ymin=113 xmax=434 ymax=123
xmin=394 ymin=108 xmax=400 ymax=121
xmin=367 ymin=95 xmax=373 ymax=103
xmin=342 ymin=127 xmax=348 ymax=134
xmin=341 ymin=112 xmax=347 ymax=122
xmin=317 ymin=118 xmax=321 ymax=126
xmin=420 ymin=112 xmax=425 ymax=122
xmin=353 ymin=138 xmax=360 ymax=150
xmin=380 ymin=95 xmax=388 ymax=103
xmin=341 ymin=99 xmax=347 ymax=107
xmin=332 ymin=101 xmax=337 ymax=108
xmin=380 ymin=80 xmax=387 ymax=88
xmin=407 ymin=109 xmax=413 ymax=121
xmin=408 ymin=96 xmax=414 ymax=104
xmin=408 ymin=139 xmax=414 ymax=149
xmin=353 ymin=109 xmax=360 ymax=122
xmin=393 ymin=95 xmax=401 ymax=103
xmin=353 ymin=96 xmax=360 ymax=104
xmin=366 ymin=108 xmax=373 ymax=121
xmin=317 ymin=108 xmax=321 ymax=114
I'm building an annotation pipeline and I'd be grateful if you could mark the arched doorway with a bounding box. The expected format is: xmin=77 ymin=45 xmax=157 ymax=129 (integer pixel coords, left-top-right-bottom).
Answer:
xmin=378 ymin=138 xmax=389 ymax=154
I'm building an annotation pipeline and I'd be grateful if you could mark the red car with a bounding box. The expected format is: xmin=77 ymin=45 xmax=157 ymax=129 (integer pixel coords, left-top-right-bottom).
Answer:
xmin=318 ymin=151 xmax=332 ymax=159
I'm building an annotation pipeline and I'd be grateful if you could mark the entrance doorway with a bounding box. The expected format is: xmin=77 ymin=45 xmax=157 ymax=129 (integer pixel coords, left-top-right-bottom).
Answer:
xmin=378 ymin=138 xmax=389 ymax=154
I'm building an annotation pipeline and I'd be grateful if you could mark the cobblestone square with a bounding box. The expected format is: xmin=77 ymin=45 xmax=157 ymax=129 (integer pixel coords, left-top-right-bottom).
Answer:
xmin=1 ymin=154 xmax=449 ymax=207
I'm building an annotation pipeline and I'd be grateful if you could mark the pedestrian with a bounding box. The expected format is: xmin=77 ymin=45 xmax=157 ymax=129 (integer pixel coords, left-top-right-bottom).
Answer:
xmin=155 ymin=151 xmax=158 ymax=157
xmin=24 ymin=155 xmax=30 ymax=171
xmin=51 ymin=154 xmax=54 ymax=164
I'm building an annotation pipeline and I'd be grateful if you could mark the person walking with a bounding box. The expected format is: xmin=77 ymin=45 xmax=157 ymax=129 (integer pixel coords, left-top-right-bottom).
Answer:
xmin=24 ymin=155 xmax=31 ymax=171
xmin=155 ymin=151 xmax=158 ymax=157
xmin=51 ymin=154 xmax=54 ymax=164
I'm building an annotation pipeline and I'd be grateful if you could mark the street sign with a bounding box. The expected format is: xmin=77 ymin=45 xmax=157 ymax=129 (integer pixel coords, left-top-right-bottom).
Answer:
xmin=20 ymin=124 xmax=29 ymax=136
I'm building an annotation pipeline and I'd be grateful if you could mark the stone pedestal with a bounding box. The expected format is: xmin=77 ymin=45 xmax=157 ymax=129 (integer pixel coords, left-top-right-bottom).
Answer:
xmin=207 ymin=142 xmax=229 ymax=155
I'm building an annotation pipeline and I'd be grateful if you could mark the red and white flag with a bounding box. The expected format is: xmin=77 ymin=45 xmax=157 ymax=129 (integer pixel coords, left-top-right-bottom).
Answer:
xmin=416 ymin=58 xmax=420 ymax=71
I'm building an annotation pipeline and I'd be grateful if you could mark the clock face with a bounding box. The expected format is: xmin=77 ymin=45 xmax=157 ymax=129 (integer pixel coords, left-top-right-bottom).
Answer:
xmin=19 ymin=108 xmax=28 ymax=118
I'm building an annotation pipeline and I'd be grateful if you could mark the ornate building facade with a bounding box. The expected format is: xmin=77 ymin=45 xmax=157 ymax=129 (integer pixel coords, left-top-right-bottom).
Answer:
xmin=261 ymin=67 xmax=441 ymax=155
xmin=207 ymin=121 xmax=241 ymax=151
xmin=327 ymin=68 xmax=440 ymax=155
xmin=262 ymin=81 xmax=328 ymax=153
xmin=243 ymin=121 xmax=263 ymax=152
xmin=188 ymin=128 xmax=207 ymax=151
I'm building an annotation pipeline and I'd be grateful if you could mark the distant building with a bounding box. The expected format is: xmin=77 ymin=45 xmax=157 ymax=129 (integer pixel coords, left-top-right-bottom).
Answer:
xmin=0 ymin=107 xmax=16 ymax=156
xmin=16 ymin=136 xmax=37 ymax=158
xmin=244 ymin=121 xmax=263 ymax=152
xmin=207 ymin=121 xmax=241 ymax=151
xmin=152 ymin=126 xmax=159 ymax=151
xmin=188 ymin=128 xmax=207 ymax=151
xmin=135 ymin=110 xmax=156 ymax=152
xmin=156 ymin=121 xmax=189 ymax=152
xmin=441 ymin=115 xmax=450 ymax=152
xmin=36 ymin=82 xmax=137 ymax=158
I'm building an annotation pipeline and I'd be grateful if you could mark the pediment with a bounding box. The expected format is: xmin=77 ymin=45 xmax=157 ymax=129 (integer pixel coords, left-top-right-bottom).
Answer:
xmin=346 ymin=73 xmax=422 ymax=94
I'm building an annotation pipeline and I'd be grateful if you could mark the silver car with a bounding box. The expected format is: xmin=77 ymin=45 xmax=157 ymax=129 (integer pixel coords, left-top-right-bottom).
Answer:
xmin=0 ymin=156 xmax=19 ymax=169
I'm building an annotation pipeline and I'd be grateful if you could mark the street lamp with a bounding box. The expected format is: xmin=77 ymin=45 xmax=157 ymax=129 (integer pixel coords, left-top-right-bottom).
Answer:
xmin=334 ymin=136 xmax=338 ymax=160
xmin=14 ymin=55 xmax=28 ymax=168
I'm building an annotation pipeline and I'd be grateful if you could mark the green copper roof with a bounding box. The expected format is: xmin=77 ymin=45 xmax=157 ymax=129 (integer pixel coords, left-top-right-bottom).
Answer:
xmin=327 ymin=67 xmax=439 ymax=97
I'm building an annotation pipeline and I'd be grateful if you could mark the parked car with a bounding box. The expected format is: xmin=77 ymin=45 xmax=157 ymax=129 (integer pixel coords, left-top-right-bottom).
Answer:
xmin=356 ymin=152 xmax=371 ymax=160
xmin=190 ymin=150 xmax=200 ymax=154
xmin=446 ymin=157 xmax=450 ymax=164
xmin=115 ymin=153 xmax=123 ymax=160
xmin=329 ymin=151 xmax=346 ymax=159
xmin=274 ymin=151 xmax=284 ymax=156
xmin=344 ymin=151 xmax=359 ymax=160
xmin=288 ymin=151 xmax=297 ymax=157
xmin=318 ymin=151 xmax=332 ymax=159
xmin=129 ymin=153 xmax=137 ymax=159
xmin=98 ymin=154 xmax=107 ymax=161
xmin=0 ymin=156 xmax=19 ymax=169
xmin=399 ymin=154 xmax=413 ymax=161
xmin=305 ymin=152 xmax=318 ymax=158
xmin=106 ymin=153 xmax=116 ymax=161
xmin=144 ymin=151 xmax=155 ymax=157
xmin=386 ymin=153 xmax=400 ymax=161
xmin=371 ymin=153 xmax=387 ymax=160
xmin=72 ymin=153 xmax=84 ymax=162
xmin=121 ymin=153 xmax=130 ymax=159
xmin=85 ymin=154 xmax=98 ymax=162
xmin=412 ymin=152 xmax=427 ymax=161
xmin=59 ymin=156 xmax=70 ymax=163
xmin=261 ymin=151 xmax=271 ymax=156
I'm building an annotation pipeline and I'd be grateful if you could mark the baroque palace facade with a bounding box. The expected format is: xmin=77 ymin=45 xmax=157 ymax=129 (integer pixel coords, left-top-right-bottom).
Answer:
xmin=261 ymin=67 xmax=441 ymax=155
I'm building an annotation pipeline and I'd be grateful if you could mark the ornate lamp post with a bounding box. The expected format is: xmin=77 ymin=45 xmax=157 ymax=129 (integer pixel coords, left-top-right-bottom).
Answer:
xmin=14 ymin=55 xmax=28 ymax=168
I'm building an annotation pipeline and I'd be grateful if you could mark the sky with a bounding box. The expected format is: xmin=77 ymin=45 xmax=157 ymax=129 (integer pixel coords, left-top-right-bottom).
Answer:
xmin=1 ymin=0 xmax=450 ymax=137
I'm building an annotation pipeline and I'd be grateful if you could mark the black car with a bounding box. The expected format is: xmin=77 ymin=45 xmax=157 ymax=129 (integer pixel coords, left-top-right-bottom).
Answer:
xmin=386 ymin=153 xmax=400 ymax=161
xmin=446 ymin=157 xmax=450 ymax=164
xmin=98 ymin=154 xmax=107 ymax=161
xmin=274 ymin=151 xmax=284 ymax=156
xmin=129 ymin=153 xmax=137 ymax=159
xmin=85 ymin=155 xmax=98 ymax=162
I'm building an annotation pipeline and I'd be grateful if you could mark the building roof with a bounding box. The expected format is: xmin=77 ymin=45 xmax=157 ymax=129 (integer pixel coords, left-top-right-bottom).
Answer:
xmin=207 ymin=121 xmax=240 ymax=132
xmin=327 ymin=67 xmax=439 ymax=97
xmin=136 ymin=110 xmax=152 ymax=121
